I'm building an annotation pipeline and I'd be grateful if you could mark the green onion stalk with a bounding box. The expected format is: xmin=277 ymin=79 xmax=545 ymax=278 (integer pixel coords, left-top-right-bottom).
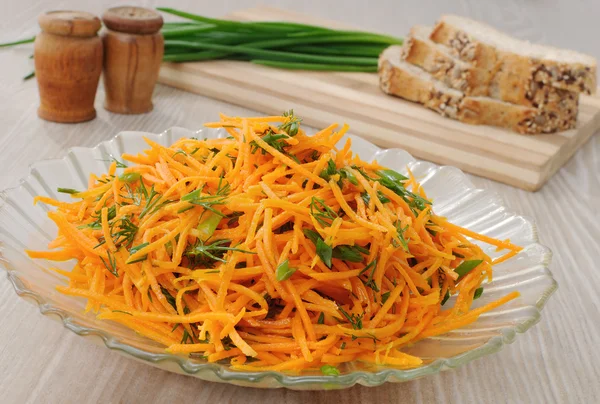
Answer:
xmin=0 ymin=7 xmax=402 ymax=77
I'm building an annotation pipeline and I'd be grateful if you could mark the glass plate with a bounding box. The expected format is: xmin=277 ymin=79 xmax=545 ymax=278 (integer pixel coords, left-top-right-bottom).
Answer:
xmin=0 ymin=127 xmax=557 ymax=390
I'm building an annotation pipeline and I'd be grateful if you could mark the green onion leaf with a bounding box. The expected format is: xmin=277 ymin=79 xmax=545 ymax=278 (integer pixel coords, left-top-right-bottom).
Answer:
xmin=119 ymin=172 xmax=142 ymax=183
xmin=304 ymin=229 xmax=365 ymax=264
xmin=340 ymin=167 xmax=358 ymax=185
xmin=455 ymin=259 xmax=484 ymax=281
xmin=331 ymin=245 xmax=364 ymax=262
xmin=317 ymin=312 xmax=325 ymax=324
xmin=57 ymin=188 xmax=79 ymax=194
xmin=127 ymin=242 xmax=149 ymax=264
xmin=320 ymin=364 xmax=340 ymax=376
xmin=316 ymin=238 xmax=333 ymax=268
xmin=319 ymin=159 xmax=338 ymax=181
xmin=197 ymin=213 xmax=222 ymax=240
xmin=275 ymin=259 xmax=296 ymax=281
xmin=129 ymin=242 xmax=149 ymax=255
xmin=302 ymin=228 xmax=320 ymax=245
xmin=376 ymin=169 xmax=408 ymax=182
xmin=361 ymin=190 xmax=390 ymax=206
xmin=381 ymin=291 xmax=391 ymax=304
xmin=474 ymin=287 xmax=484 ymax=300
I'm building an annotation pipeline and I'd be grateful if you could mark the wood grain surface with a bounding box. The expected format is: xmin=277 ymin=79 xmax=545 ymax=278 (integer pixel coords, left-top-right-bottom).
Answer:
xmin=0 ymin=1 xmax=599 ymax=403
xmin=158 ymin=7 xmax=600 ymax=191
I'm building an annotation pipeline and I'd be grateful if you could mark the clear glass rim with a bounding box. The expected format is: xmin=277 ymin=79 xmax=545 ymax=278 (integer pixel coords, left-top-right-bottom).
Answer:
xmin=0 ymin=127 xmax=558 ymax=388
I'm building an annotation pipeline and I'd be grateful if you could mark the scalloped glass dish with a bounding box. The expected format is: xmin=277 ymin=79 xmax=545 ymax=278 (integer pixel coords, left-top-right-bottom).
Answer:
xmin=0 ymin=127 xmax=557 ymax=390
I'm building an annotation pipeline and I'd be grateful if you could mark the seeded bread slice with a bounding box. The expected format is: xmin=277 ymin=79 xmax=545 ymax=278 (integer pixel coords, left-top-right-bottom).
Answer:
xmin=403 ymin=25 xmax=579 ymax=115
xmin=379 ymin=46 xmax=577 ymax=134
xmin=429 ymin=15 xmax=597 ymax=95
xmin=402 ymin=25 xmax=490 ymax=96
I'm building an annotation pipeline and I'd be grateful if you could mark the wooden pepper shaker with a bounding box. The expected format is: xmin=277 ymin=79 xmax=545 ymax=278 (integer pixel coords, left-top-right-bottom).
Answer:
xmin=34 ymin=11 xmax=103 ymax=123
xmin=102 ymin=6 xmax=164 ymax=114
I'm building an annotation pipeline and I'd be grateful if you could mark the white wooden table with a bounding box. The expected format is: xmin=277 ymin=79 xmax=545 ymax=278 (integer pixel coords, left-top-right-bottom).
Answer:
xmin=1 ymin=1 xmax=599 ymax=403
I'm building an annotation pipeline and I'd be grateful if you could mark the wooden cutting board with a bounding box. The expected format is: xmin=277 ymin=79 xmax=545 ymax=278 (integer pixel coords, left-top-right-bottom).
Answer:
xmin=157 ymin=6 xmax=600 ymax=191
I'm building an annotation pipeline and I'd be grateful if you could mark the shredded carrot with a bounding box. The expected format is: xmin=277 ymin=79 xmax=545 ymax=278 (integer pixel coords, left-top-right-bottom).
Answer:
xmin=27 ymin=112 xmax=522 ymax=374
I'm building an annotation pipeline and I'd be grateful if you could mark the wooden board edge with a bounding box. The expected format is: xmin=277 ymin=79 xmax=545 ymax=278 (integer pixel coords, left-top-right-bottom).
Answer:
xmin=537 ymin=110 xmax=600 ymax=187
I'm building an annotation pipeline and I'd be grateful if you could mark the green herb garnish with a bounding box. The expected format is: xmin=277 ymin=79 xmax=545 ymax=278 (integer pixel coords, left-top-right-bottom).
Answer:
xmin=381 ymin=291 xmax=391 ymax=304
xmin=392 ymin=222 xmax=410 ymax=252
xmin=441 ymin=291 xmax=450 ymax=306
xmin=338 ymin=306 xmax=363 ymax=330
xmin=196 ymin=213 xmax=222 ymax=240
xmin=316 ymin=237 xmax=332 ymax=268
xmin=319 ymin=159 xmax=338 ymax=182
xmin=331 ymin=245 xmax=365 ymax=262
xmin=303 ymin=229 xmax=366 ymax=266
xmin=160 ymin=286 xmax=178 ymax=310
xmin=100 ymin=251 xmax=118 ymax=277
xmin=57 ymin=188 xmax=79 ymax=194
xmin=112 ymin=310 xmax=133 ymax=315
xmin=360 ymin=190 xmax=390 ymax=206
xmin=339 ymin=167 xmax=358 ymax=185
xmin=279 ymin=109 xmax=301 ymax=136
xmin=185 ymin=239 xmax=255 ymax=267
xmin=275 ymin=259 xmax=296 ymax=281
xmin=455 ymin=259 xmax=484 ymax=281
xmin=309 ymin=197 xmax=338 ymax=227
xmin=250 ymin=130 xmax=289 ymax=154
xmin=317 ymin=312 xmax=325 ymax=324
xmin=119 ymin=172 xmax=142 ymax=183
xmin=127 ymin=242 xmax=149 ymax=264
xmin=108 ymin=157 xmax=128 ymax=169
xmin=320 ymin=365 xmax=340 ymax=376
xmin=181 ymin=180 xmax=229 ymax=216
xmin=360 ymin=259 xmax=379 ymax=292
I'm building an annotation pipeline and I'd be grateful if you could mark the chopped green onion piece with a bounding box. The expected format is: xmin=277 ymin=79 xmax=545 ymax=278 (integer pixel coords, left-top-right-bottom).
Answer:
xmin=455 ymin=260 xmax=484 ymax=281
xmin=320 ymin=364 xmax=340 ymax=376
xmin=381 ymin=291 xmax=391 ymax=304
xmin=317 ymin=312 xmax=325 ymax=324
xmin=119 ymin=172 xmax=142 ymax=183
xmin=197 ymin=213 xmax=222 ymax=240
xmin=275 ymin=259 xmax=296 ymax=281
xmin=441 ymin=291 xmax=450 ymax=306
xmin=129 ymin=242 xmax=149 ymax=255
xmin=57 ymin=188 xmax=79 ymax=194
xmin=377 ymin=169 xmax=408 ymax=182
xmin=316 ymin=238 xmax=333 ymax=268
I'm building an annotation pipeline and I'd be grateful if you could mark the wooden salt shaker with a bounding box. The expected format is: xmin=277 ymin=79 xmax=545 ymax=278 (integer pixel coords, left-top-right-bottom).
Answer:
xmin=102 ymin=6 xmax=164 ymax=114
xmin=34 ymin=11 xmax=103 ymax=123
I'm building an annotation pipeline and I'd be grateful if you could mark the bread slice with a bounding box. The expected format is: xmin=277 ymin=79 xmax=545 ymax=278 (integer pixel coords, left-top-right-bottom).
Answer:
xmin=430 ymin=15 xmax=597 ymax=95
xmin=378 ymin=46 xmax=577 ymax=134
xmin=402 ymin=25 xmax=579 ymax=115
xmin=402 ymin=25 xmax=491 ymax=96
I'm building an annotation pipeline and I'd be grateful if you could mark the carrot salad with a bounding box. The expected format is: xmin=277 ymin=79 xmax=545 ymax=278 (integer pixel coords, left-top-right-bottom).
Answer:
xmin=27 ymin=112 xmax=521 ymax=373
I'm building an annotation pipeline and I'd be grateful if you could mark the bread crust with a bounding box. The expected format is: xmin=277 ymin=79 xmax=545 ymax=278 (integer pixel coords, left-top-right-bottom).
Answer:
xmin=430 ymin=19 xmax=596 ymax=95
xmin=379 ymin=46 xmax=577 ymax=134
